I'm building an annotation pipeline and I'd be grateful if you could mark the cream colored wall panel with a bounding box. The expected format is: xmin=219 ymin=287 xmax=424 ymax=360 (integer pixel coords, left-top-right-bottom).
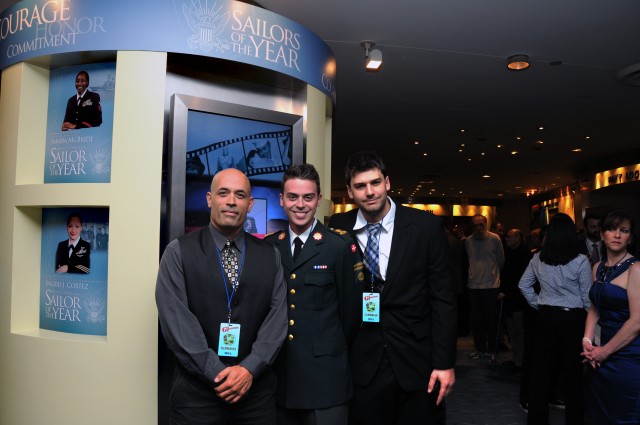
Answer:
xmin=0 ymin=51 xmax=166 ymax=425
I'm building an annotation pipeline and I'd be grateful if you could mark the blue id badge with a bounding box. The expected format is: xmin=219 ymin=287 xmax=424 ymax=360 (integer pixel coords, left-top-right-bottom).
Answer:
xmin=218 ymin=323 xmax=241 ymax=357
xmin=362 ymin=293 xmax=380 ymax=322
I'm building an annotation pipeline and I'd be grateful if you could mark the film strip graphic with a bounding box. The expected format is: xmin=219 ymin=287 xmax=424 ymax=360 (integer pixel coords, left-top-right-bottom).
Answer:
xmin=186 ymin=129 xmax=292 ymax=177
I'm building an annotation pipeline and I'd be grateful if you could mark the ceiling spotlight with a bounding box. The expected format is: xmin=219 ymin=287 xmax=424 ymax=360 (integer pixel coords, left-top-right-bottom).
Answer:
xmin=507 ymin=54 xmax=530 ymax=71
xmin=361 ymin=41 xmax=382 ymax=71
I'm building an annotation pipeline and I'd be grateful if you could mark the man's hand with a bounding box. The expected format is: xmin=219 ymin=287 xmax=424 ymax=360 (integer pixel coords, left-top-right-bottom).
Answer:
xmin=214 ymin=365 xmax=254 ymax=404
xmin=428 ymin=368 xmax=455 ymax=406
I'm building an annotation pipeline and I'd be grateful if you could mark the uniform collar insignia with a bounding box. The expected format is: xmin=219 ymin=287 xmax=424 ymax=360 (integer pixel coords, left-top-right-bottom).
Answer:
xmin=312 ymin=232 xmax=323 ymax=241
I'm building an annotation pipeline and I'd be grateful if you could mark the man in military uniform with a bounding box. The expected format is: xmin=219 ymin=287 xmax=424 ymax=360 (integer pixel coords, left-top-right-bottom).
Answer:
xmin=264 ymin=164 xmax=362 ymax=425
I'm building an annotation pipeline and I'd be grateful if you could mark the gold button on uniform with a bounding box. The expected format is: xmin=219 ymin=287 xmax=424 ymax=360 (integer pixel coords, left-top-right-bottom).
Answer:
xmin=290 ymin=273 xmax=296 ymax=279
xmin=289 ymin=288 xmax=296 ymax=295
xmin=290 ymin=304 xmax=295 ymax=310
xmin=289 ymin=319 xmax=295 ymax=326
xmin=288 ymin=334 xmax=294 ymax=341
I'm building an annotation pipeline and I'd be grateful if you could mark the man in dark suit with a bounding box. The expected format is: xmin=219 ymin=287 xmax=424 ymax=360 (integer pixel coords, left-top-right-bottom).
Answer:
xmin=578 ymin=213 xmax=604 ymax=266
xmin=61 ymin=70 xmax=102 ymax=130
xmin=328 ymin=151 xmax=457 ymax=425
xmin=156 ymin=168 xmax=287 ymax=425
xmin=264 ymin=164 xmax=362 ymax=425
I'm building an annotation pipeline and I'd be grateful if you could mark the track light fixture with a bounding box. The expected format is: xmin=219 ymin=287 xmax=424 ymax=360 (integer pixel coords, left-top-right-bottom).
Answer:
xmin=361 ymin=40 xmax=382 ymax=71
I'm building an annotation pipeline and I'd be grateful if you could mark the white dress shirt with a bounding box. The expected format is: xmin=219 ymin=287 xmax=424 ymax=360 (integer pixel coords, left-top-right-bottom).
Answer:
xmin=353 ymin=199 xmax=396 ymax=280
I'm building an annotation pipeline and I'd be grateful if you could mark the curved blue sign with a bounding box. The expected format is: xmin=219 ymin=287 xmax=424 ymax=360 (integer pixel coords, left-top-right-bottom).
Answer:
xmin=0 ymin=0 xmax=336 ymax=102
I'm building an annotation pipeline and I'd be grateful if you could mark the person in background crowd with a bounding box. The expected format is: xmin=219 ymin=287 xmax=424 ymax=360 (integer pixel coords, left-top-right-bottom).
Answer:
xmin=491 ymin=221 xmax=506 ymax=242
xmin=446 ymin=223 xmax=469 ymax=337
xmin=583 ymin=210 xmax=640 ymax=425
xmin=328 ymin=151 xmax=456 ymax=425
xmin=499 ymin=229 xmax=533 ymax=369
xmin=519 ymin=213 xmax=591 ymax=425
xmin=264 ymin=164 xmax=362 ymax=425
xmin=466 ymin=214 xmax=505 ymax=361
xmin=579 ymin=214 xmax=604 ymax=267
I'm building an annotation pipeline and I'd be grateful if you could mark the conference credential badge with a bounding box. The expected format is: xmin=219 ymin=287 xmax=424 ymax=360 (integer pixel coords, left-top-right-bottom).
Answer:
xmin=362 ymin=293 xmax=380 ymax=322
xmin=218 ymin=323 xmax=241 ymax=357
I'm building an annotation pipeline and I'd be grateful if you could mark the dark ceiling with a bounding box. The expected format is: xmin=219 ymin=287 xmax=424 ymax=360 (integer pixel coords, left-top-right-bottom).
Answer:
xmin=2 ymin=0 xmax=640 ymax=202
xmin=256 ymin=0 xmax=640 ymax=201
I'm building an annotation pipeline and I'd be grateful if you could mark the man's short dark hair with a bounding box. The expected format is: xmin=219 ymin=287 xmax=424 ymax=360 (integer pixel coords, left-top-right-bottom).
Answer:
xmin=344 ymin=151 xmax=387 ymax=186
xmin=583 ymin=213 xmax=601 ymax=229
xmin=282 ymin=164 xmax=321 ymax=194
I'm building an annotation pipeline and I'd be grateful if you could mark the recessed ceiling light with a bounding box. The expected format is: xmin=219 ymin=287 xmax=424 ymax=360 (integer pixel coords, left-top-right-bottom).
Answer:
xmin=498 ymin=193 xmax=504 ymax=197
xmin=516 ymin=136 xmax=522 ymax=140
xmin=414 ymin=141 xmax=419 ymax=145
xmin=481 ymin=152 xmax=485 ymax=156
xmin=515 ymin=186 xmax=522 ymax=189
xmin=585 ymin=136 xmax=591 ymax=140
xmin=507 ymin=54 xmax=530 ymax=71
xmin=536 ymin=140 xmax=544 ymax=144
xmin=467 ymin=158 xmax=472 ymax=161
xmin=482 ymin=175 xmax=491 ymax=178
xmin=497 ymin=144 xmax=503 ymax=148
xmin=458 ymin=149 xmax=463 ymax=153
xmin=460 ymin=129 xmax=466 ymax=133
xmin=572 ymin=148 xmax=583 ymax=152
xmin=460 ymin=144 xmax=466 ymax=147
xmin=423 ymin=153 xmax=428 ymax=156
xmin=539 ymin=126 xmax=544 ymax=130
xmin=511 ymin=151 xmax=518 ymax=155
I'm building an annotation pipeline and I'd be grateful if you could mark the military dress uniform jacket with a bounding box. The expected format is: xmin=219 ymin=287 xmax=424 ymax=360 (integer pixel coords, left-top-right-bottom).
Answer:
xmin=328 ymin=205 xmax=458 ymax=392
xmin=55 ymin=239 xmax=91 ymax=274
xmin=264 ymin=222 xmax=363 ymax=409
xmin=63 ymin=90 xmax=102 ymax=129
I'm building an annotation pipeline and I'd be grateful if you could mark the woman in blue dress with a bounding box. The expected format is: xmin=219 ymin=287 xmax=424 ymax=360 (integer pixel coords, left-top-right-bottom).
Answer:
xmin=583 ymin=210 xmax=640 ymax=425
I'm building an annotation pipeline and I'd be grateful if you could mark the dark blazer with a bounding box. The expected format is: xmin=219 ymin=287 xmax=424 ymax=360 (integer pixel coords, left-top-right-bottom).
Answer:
xmin=328 ymin=204 xmax=457 ymax=391
xmin=55 ymin=239 xmax=91 ymax=274
xmin=63 ymin=91 xmax=102 ymax=129
xmin=578 ymin=238 xmax=605 ymax=266
xmin=264 ymin=222 xmax=363 ymax=409
xmin=500 ymin=244 xmax=533 ymax=314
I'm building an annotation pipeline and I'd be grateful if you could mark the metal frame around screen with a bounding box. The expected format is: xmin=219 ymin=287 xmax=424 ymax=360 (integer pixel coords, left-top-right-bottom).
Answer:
xmin=168 ymin=94 xmax=304 ymax=242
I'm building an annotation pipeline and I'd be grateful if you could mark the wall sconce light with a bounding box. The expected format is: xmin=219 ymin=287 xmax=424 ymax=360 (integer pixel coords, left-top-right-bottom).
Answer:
xmin=361 ymin=40 xmax=382 ymax=71
xmin=507 ymin=54 xmax=530 ymax=71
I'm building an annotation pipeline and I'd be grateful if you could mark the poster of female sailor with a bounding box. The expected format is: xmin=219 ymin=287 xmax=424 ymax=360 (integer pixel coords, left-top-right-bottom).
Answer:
xmin=45 ymin=63 xmax=116 ymax=184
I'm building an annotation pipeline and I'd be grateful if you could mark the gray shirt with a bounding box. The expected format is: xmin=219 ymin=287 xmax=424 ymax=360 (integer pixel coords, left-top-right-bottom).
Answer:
xmin=466 ymin=231 xmax=505 ymax=289
xmin=518 ymin=252 xmax=591 ymax=311
xmin=156 ymin=223 xmax=287 ymax=383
